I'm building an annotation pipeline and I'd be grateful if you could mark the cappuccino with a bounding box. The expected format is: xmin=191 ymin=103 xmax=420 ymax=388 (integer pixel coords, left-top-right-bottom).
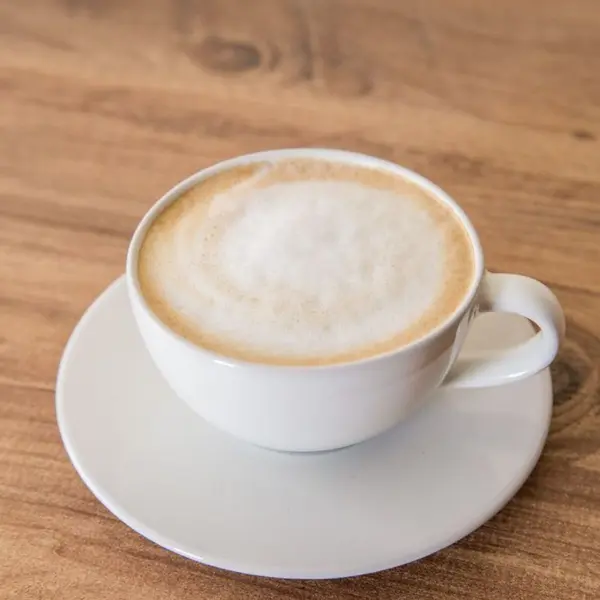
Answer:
xmin=138 ymin=159 xmax=474 ymax=366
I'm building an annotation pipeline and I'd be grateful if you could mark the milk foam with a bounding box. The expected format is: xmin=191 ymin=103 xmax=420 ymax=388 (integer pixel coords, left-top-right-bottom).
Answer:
xmin=139 ymin=160 xmax=474 ymax=365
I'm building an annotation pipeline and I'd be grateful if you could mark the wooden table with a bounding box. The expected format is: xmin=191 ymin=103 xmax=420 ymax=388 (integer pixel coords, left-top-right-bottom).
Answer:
xmin=2 ymin=0 xmax=599 ymax=598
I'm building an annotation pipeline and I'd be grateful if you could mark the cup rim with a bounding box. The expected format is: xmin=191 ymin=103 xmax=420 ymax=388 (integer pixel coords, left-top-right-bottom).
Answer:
xmin=126 ymin=148 xmax=485 ymax=371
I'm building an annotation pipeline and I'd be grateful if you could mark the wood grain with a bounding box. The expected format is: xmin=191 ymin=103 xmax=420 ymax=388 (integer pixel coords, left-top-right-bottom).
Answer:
xmin=1 ymin=0 xmax=599 ymax=597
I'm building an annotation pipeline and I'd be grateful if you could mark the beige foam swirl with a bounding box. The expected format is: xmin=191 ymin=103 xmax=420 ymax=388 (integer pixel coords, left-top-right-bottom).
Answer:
xmin=138 ymin=159 xmax=474 ymax=366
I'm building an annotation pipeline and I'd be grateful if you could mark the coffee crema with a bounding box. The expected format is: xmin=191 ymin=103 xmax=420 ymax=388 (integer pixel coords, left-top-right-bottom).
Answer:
xmin=138 ymin=159 xmax=475 ymax=366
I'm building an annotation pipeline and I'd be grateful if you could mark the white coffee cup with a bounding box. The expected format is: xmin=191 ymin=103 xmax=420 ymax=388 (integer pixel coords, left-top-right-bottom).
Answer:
xmin=126 ymin=149 xmax=565 ymax=452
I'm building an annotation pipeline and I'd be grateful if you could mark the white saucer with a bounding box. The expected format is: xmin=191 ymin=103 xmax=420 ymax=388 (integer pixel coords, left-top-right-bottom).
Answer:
xmin=56 ymin=277 xmax=552 ymax=579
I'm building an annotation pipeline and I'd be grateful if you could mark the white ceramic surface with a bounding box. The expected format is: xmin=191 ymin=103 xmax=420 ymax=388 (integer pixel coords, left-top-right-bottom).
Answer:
xmin=56 ymin=277 xmax=553 ymax=579
xmin=126 ymin=148 xmax=564 ymax=452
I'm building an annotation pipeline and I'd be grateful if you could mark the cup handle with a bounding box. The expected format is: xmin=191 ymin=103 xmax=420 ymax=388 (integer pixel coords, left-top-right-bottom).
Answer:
xmin=443 ymin=272 xmax=565 ymax=388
